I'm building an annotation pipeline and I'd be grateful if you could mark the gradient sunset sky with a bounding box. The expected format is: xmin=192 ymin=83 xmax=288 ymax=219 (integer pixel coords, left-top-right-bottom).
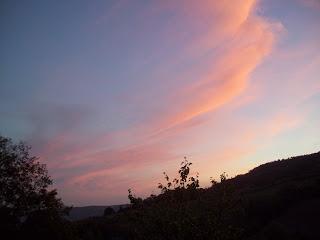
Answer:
xmin=1 ymin=0 xmax=320 ymax=206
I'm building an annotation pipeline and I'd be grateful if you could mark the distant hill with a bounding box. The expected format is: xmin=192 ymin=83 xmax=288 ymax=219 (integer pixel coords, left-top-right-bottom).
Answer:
xmin=68 ymin=204 xmax=128 ymax=221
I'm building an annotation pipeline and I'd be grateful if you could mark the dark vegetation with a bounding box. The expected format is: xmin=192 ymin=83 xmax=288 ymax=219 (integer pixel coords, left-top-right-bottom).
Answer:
xmin=0 ymin=136 xmax=72 ymax=240
xmin=1 ymin=135 xmax=320 ymax=239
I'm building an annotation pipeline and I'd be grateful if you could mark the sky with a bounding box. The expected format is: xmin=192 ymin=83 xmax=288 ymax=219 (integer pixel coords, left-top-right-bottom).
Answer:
xmin=1 ymin=0 xmax=320 ymax=206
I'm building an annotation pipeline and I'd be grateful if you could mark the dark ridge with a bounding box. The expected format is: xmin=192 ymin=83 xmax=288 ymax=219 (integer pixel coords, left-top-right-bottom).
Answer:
xmin=68 ymin=204 xmax=129 ymax=221
xmin=231 ymin=151 xmax=320 ymax=190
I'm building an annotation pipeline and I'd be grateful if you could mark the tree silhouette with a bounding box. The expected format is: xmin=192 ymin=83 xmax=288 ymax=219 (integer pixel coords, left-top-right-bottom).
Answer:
xmin=124 ymin=158 xmax=243 ymax=240
xmin=0 ymin=136 xmax=69 ymax=223
xmin=158 ymin=156 xmax=199 ymax=193
xmin=103 ymin=207 xmax=115 ymax=216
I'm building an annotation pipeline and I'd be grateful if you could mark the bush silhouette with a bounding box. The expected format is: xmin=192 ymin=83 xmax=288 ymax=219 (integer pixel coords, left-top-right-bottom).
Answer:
xmin=125 ymin=158 xmax=243 ymax=240
xmin=103 ymin=207 xmax=115 ymax=216
xmin=157 ymin=157 xmax=199 ymax=193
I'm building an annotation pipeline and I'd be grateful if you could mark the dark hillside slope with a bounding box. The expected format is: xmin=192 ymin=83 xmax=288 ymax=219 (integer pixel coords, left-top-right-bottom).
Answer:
xmin=74 ymin=151 xmax=320 ymax=240
xmin=233 ymin=152 xmax=320 ymax=190
xmin=231 ymin=152 xmax=320 ymax=239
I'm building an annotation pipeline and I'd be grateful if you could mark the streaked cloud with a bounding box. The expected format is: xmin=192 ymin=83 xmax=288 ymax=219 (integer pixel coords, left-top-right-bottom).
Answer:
xmin=34 ymin=0 xmax=281 ymax=204
xmin=2 ymin=0 xmax=319 ymax=205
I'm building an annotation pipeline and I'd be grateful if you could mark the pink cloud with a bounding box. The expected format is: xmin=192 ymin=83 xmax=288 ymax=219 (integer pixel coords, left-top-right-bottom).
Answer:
xmin=142 ymin=5 xmax=280 ymax=134
xmin=35 ymin=0 xmax=285 ymax=205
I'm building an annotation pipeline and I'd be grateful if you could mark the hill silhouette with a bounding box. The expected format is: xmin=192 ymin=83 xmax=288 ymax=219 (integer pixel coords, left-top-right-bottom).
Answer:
xmin=68 ymin=205 xmax=129 ymax=221
xmin=1 ymin=135 xmax=319 ymax=240
xmin=73 ymin=152 xmax=320 ymax=240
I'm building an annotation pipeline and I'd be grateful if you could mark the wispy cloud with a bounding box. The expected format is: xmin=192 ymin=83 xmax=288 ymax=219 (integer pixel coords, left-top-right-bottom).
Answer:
xmin=27 ymin=0 xmax=285 ymax=205
xmin=20 ymin=0 xmax=319 ymax=206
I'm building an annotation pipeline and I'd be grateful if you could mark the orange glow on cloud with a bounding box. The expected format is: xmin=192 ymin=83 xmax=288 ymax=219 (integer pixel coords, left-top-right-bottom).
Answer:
xmin=3 ymin=0 xmax=320 ymax=206
xmin=45 ymin=0 xmax=281 ymax=202
xmin=35 ymin=0 xmax=317 ymax=205
xmin=151 ymin=3 xmax=279 ymax=133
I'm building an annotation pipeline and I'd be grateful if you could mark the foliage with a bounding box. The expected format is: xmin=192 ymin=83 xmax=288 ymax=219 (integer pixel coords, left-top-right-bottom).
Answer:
xmin=0 ymin=136 xmax=68 ymax=217
xmin=125 ymin=158 xmax=243 ymax=240
xmin=0 ymin=135 xmax=71 ymax=239
xmin=157 ymin=157 xmax=199 ymax=193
